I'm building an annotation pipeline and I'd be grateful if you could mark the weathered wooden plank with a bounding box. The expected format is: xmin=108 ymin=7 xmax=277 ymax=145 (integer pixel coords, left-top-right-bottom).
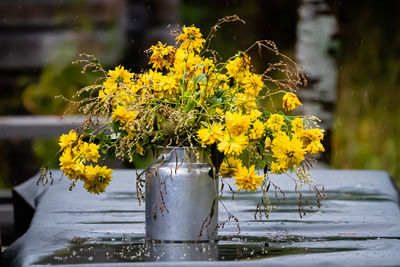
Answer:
xmin=0 ymin=0 xmax=127 ymax=69
xmin=0 ymin=0 xmax=126 ymax=29
xmin=3 ymin=170 xmax=400 ymax=265
xmin=0 ymin=116 xmax=84 ymax=139
xmin=0 ymin=190 xmax=14 ymax=247
xmin=0 ymin=30 xmax=125 ymax=69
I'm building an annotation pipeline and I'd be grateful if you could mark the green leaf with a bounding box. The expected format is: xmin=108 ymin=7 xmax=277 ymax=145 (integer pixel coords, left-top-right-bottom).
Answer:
xmin=84 ymin=127 xmax=93 ymax=134
xmin=200 ymin=121 xmax=209 ymax=128
xmin=193 ymin=73 xmax=206 ymax=85
xmin=184 ymin=100 xmax=196 ymax=112
xmin=179 ymin=78 xmax=186 ymax=88
xmin=212 ymin=97 xmax=222 ymax=105
xmin=285 ymin=117 xmax=293 ymax=123
xmin=262 ymin=111 xmax=271 ymax=117
xmin=112 ymin=122 xmax=120 ymax=133
xmin=110 ymin=133 xmax=119 ymax=140
xmin=277 ymin=111 xmax=285 ymax=116
xmin=215 ymin=89 xmax=224 ymax=98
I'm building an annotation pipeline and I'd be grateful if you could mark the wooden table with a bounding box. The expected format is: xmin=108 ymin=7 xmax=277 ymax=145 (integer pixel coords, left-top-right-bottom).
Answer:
xmin=2 ymin=169 xmax=400 ymax=266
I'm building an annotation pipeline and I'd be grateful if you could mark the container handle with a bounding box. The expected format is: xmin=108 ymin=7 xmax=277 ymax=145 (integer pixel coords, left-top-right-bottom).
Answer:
xmin=136 ymin=152 xmax=172 ymax=182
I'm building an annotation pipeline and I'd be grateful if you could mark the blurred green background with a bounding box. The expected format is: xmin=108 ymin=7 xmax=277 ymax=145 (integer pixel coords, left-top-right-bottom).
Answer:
xmin=332 ymin=1 xmax=400 ymax=186
xmin=0 ymin=0 xmax=399 ymax=188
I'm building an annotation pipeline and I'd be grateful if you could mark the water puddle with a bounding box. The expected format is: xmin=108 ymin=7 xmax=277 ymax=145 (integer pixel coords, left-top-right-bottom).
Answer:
xmin=34 ymin=235 xmax=361 ymax=264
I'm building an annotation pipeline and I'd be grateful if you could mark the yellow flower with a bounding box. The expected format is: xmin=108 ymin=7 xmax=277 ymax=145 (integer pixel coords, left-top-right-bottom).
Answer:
xmin=225 ymin=111 xmax=251 ymax=136
xmin=102 ymin=79 xmax=119 ymax=94
xmin=160 ymin=73 xmax=180 ymax=98
xmin=103 ymin=66 xmax=134 ymax=93
xmin=59 ymin=138 xmax=114 ymax=193
xmin=243 ymin=73 xmax=263 ymax=97
xmin=201 ymin=58 xmax=215 ymax=73
xmin=266 ymin=114 xmax=285 ymax=131
xmin=270 ymin=161 xmax=286 ymax=174
xmin=291 ymin=118 xmax=304 ymax=135
xmin=59 ymin=149 xmax=75 ymax=174
xmin=176 ymin=26 xmax=205 ymax=52
xmin=198 ymin=80 xmax=216 ymax=98
xmin=265 ymin=136 xmax=272 ymax=151
xmin=234 ymin=165 xmax=264 ymax=191
xmin=234 ymin=93 xmax=257 ymax=111
xmin=219 ymin=157 xmax=243 ymax=178
xmin=249 ymin=120 xmax=265 ymax=140
xmin=108 ymin=65 xmax=133 ymax=83
xmin=112 ymin=105 xmax=137 ymax=131
xmin=217 ymin=132 xmax=248 ymax=156
xmin=225 ymin=56 xmax=250 ymax=82
xmin=172 ymin=48 xmax=203 ymax=77
xmin=148 ymin=41 xmax=176 ymax=70
xmin=59 ymin=130 xmax=79 ymax=150
xmin=306 ymin=140 xmax=325 ymax=155
xmin=137 ymin=70 xmax=166 ymax=98
xmin=197 ymin=123 xmax=225 ymax=146
xmin=210 ymin=73 xmax=230 ymax=91
xmin=139 ymin=70 xmax=179 ymax=99
xmin=249 ymin=109 xmax=262 ymax=121
xmin=136 ymin=144 xmax=144 ymax=156
xmin=272 ymin=132 xmax=306 ymax=169
xmin=83 ymin=165 xmax=113 ymax=194
xmin=215 ymin=108 xmax=224 ymax=116
xmin=300 ymin=128 xmax=325 ymax=155
xmin=282 ymin=92 xmax=302 ymax=111
xmin=59 ymin=148 xmax=84 ymax=179
xmin=80 ymin=142 xmax=100 ymax=162
xmin=99 ymin=67 xmax=135 ymax=108
xmin=300 ymin=128 xmax=324 ymax=143
xmin=71 ymin=162 xmax=86 ymax=179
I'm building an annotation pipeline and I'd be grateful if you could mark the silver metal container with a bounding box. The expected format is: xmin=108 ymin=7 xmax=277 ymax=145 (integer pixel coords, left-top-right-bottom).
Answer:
xmin=145 ymin=147 xmax=218 ymax=242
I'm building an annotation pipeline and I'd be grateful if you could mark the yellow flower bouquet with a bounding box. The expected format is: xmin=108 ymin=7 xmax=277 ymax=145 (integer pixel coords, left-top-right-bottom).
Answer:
xmin=40 ymin=16 xmax=326 ymax=222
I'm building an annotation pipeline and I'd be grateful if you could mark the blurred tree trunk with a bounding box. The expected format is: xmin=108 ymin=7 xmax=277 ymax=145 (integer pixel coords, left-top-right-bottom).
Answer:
xmin=295 ymin=0 xmax=338 ymax=163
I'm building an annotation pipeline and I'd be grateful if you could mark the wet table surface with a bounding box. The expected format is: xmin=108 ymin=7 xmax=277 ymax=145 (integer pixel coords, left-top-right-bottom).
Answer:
xmin=2 ymin=169 xmax=400 ymax=266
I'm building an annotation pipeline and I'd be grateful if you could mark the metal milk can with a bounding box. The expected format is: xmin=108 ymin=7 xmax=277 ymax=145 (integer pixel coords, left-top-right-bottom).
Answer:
xmin=145 ymin=147 xmax=219 ymax=242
